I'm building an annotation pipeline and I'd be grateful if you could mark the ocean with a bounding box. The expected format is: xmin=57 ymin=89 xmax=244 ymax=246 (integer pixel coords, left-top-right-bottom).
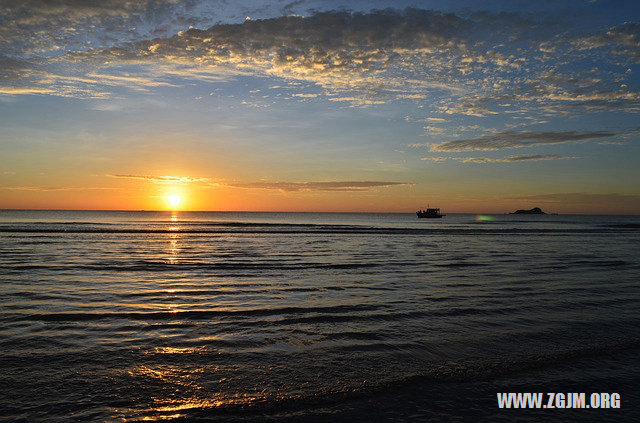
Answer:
xmin=1 ymin=210 xmax=639 ymax=421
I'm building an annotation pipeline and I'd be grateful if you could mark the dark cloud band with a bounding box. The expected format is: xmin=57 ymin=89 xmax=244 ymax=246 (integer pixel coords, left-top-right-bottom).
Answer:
xmin=227 ymin=181 xmax=408 ymax=192
xmin=430 ymin=131 xmax=616 ymax=152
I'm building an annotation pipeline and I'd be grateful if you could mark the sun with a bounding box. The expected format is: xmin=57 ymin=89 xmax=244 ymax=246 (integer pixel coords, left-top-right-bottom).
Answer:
xmin=166 ymin=194 xmax=182 ymax=210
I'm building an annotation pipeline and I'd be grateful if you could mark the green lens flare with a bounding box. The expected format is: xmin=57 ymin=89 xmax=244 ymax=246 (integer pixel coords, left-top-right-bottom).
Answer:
xmin=476 ymin=215 xmax=494 ymax=222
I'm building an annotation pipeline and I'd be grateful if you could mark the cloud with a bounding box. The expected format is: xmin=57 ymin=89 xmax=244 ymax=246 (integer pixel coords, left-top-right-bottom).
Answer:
xmin=597 ymin=140 xmax=627 ymax=145
xmin=421 ymin=154 xmax=574 ymax=163
xmin=127 ymin=7 xmax=477 ymax=106
xmin=105 ymin=175 xmax=406 ymax=191
xmin=573 ymin=22 xmax=640 ymax=61
xmin=420 ymin=156 xmax=450 ymax=162
xmin=1 ymin=6 xmax=639 ymax=122
xmin=107 ymin=174 xmax=212 ymax=184
xmin=464 ymin=154 xmax=573 ymax=163
xmin=0 ymin=0 xmax=206 ymax=55
xmin=226 ymin=181 xmax=408 ymax=192
xmin=0 ymin=8 xmax=533 ymax=103
xmin=423 ymin=125 xmax=446 ymax=134
xmin=0 ymin=86 xmax=57 ymax=95
xmin=429 ymin=130 xmax=616 ymax=152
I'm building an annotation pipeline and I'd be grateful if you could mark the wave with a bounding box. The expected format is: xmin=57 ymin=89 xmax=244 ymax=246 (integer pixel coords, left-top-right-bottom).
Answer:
xmin=7 ymin=303 xmax=536 ymax=324
xmin=6 ymin=257 xmax=628 ymax=274
xmin=7 ymin=303 xmax=381 ymax=322
xmin=1 ymin=225 xmax=638 ymax=235
xmin=606 ymin=223 xmax=640 ymax=229
xmin=3 ymin=260 xmax=385 ymax=272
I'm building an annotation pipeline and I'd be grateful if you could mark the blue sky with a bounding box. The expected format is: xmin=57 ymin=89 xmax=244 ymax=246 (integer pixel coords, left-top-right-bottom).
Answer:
xmin=1 ymin=0 xmax=639 ymax=212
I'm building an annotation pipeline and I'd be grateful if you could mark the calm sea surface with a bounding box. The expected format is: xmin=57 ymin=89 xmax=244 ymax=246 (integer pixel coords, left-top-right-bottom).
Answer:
xmin=1 ymin=211 xmax=639 ymax=421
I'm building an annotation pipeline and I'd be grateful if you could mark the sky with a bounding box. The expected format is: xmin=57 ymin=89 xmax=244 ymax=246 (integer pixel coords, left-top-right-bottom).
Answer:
xmin=1 ymin=0 xmax=639 ymax=214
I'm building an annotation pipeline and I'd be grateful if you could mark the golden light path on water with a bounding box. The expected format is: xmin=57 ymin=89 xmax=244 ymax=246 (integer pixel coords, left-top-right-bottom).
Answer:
xmin=168 ymin=233 xmax=180 ymax=264
xmin=110 ymin=214 xmax=260 ymax=421
xmin=116 ymin=360 xmax=283 ymax=421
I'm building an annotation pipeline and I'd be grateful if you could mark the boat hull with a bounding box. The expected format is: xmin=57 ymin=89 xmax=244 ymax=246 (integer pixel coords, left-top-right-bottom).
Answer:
xmin=416 ymin=212 xmax=445 ymax=218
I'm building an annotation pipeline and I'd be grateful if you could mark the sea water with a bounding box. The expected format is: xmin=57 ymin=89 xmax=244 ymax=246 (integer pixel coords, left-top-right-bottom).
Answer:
xmin=1 ymin=211 xmax=639 ymax=421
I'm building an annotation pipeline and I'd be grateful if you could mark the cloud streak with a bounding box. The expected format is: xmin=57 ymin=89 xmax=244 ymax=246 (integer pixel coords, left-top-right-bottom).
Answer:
xmin=429 ymin=131 xmax=616 ymax=152
xmin=227 ymin=181 xmax=408 ymax=192
xmin=108 ymin=174 xmax=212 ymax=184
xmin=421 ymin=154 xmax=574 ymax=163
xmin=106 ymin=175 xmax=407 ymax=191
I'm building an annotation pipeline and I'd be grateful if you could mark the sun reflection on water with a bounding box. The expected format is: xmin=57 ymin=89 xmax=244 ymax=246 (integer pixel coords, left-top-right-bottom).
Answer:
xmin=140 ymin=413 xmax=184 ymax=421
xmin=146 ymin=346 xmax=207 ymax=355
xmin=117 ymin=363 xmax=269 ymax=421
xmin=166 ymin=233 xmax=180 ymax=264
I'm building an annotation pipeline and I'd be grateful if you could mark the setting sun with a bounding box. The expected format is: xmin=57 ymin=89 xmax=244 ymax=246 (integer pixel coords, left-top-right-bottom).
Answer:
xmin=166 ymin=194 xmax=182 ymax=210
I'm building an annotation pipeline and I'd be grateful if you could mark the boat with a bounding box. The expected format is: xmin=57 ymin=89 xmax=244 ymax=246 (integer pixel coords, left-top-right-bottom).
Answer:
xmin=416 ymin=207 xmax=445 ymax=218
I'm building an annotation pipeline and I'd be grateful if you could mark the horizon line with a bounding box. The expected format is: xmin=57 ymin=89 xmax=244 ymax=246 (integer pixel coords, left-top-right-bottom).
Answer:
xmin=0 ymin=208 xmax=638 ymax=216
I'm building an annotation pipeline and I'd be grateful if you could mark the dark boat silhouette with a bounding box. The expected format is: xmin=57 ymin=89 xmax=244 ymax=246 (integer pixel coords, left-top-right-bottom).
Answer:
xmin=416 ymin=207 xmax=445 ymax=218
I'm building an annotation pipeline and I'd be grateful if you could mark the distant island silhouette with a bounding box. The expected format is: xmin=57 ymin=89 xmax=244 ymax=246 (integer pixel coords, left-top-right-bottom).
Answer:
xmin=511 ymin=207 xmax=546 ymax=215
